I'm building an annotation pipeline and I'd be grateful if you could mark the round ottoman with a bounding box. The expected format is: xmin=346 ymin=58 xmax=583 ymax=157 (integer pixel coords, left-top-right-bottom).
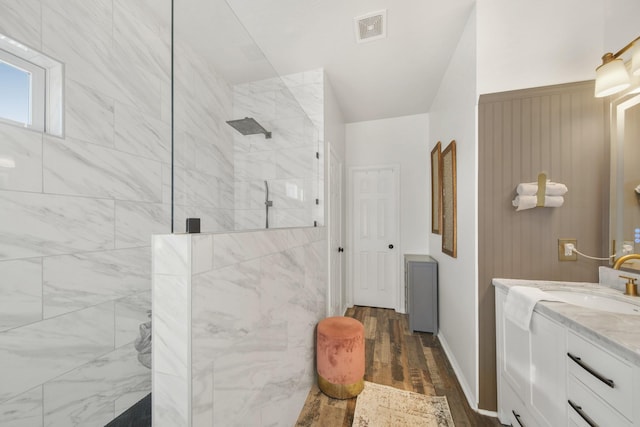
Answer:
xmin=316 ymin=316 xmax=365 ymax=399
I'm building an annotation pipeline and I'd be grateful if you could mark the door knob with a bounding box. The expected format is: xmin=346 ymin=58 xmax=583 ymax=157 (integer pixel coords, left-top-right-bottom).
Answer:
xmin=338 ymin=247 xmax=344 ymax=252
xmin=388 ymin=244 xmax=394 ymax=249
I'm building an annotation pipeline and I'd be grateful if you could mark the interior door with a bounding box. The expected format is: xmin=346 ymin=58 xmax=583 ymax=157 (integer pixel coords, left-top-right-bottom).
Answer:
xmin=350 ymin=165 xmax=399 ymax=309
xmin=328 ymin=148 xmax=343 ymax=316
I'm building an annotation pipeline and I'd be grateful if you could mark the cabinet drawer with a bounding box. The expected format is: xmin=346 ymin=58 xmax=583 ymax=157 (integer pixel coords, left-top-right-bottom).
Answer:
xmin=500 ymin=380 xmax=539 ymax=427
xmin=567 ymin=377 xmax=631 ymax=427
xmin=567 ymin=332 xmax=633 ymax=418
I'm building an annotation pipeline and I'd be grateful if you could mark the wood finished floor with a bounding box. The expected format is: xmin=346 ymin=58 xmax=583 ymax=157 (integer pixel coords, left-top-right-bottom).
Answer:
xmin=296 ymin=306 xmax=502 ymax=426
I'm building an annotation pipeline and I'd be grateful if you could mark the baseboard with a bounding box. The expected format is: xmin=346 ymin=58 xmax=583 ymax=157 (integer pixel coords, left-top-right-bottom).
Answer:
xmin=437 ymin=332 xmax=478 ymax=413
xmin=436 ymin=335 xmax=498 ymax=418
xmin=477 ymin=408 xmax=498 ymax=417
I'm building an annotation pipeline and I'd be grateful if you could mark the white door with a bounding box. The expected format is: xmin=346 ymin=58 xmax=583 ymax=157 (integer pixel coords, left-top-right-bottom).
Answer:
xmin=328 ymin=148 xmax=343 ymax=316
xmin=349 ymin=165 xmax=399 ymax=310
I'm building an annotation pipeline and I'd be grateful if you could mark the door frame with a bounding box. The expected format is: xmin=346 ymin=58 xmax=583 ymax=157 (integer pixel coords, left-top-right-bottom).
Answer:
xmin=327 ymin=145 xmax=344 ymax=317
xmin=346 ymin=164 xmax=402 ymax=312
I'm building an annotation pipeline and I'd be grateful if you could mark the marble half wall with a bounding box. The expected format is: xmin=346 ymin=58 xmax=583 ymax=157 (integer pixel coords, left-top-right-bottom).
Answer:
xmin=152 ymin=227 xmax=327 ymax=427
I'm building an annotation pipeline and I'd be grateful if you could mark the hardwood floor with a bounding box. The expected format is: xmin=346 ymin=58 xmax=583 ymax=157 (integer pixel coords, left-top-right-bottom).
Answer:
xmin=296 ymin=306 xmax=502 ymax=426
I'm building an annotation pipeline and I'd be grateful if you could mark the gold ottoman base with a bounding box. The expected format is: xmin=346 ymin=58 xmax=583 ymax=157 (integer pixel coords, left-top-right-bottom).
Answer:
xmin=318 ymin=375 xmax=364 ymax=399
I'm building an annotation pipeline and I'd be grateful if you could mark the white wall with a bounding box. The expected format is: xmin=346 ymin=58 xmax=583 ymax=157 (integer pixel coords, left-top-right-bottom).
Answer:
xmin=477 ymin=0 xmax=604 ymax=95
xmin=477 ymin=0 xmax=640 ymax=96
xmin=428 ymin=8 xmax=479 ymax=408
xmin=345 ymin=113 xmax=430 ymax=311
xmin=324 ymin=72 xmax=346 ymax=161
xmin=605 ymin=0 xmax=640 ymax=51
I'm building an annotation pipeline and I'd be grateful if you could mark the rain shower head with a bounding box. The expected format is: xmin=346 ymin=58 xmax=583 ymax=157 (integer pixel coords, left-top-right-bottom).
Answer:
xmin=226 ymin=117 xmax=272 ymax=139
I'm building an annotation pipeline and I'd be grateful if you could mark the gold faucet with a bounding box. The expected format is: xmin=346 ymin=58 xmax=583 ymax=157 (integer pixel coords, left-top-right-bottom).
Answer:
xmin=619 ymin=275 xmax=639 ymax=296
xmin=612 ymin=253 xmax=640 ymax=270
xmin=613 ymin=254 xmax=640 ymax=296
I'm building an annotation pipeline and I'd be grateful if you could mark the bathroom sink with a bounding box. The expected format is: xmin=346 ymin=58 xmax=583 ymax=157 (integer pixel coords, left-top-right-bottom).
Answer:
xmin=546 ymin=290 xmax=640 ymax=315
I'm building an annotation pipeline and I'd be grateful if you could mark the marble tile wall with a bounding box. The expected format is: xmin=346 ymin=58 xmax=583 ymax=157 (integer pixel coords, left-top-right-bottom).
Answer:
xmin=152 ymin=227 xmax=327 ymax=426
xmin=233 ymin=69 xmax=325 ymax=230
xmin=172 ymin=41 xmax=236 ymax=234
xmin=0 ymin=0 xmax=170 ymax=425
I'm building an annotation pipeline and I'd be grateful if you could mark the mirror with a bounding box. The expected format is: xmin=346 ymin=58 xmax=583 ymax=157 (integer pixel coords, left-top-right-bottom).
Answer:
xmin=610 ymin=90 xmax=640 ymax=270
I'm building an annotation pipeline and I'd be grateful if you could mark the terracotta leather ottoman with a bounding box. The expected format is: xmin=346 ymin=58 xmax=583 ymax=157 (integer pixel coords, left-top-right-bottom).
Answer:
xmin=316 ymin=316 xmax=365 ymax=399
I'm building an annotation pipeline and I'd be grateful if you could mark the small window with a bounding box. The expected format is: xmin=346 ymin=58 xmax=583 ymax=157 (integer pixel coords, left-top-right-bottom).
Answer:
xmin=0 ymin=49 xmax=45 ymax=130
xmin=0 ymin=33 xmax=63 ymax=136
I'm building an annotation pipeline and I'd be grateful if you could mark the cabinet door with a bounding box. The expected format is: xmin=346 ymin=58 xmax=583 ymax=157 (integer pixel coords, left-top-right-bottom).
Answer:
xmin=503 ymin=312 xmax=531 ymax=399
xmin=496 ymin=290 xmax=531 ymax=402
xmin=530 ymin=312 xmax=566 ymax=426
xmin=502 ymin=379 xmax=540 ymax=427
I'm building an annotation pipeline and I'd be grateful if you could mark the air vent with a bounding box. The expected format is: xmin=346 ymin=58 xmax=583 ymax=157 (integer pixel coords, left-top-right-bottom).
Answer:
xmin=354 ymin=10 xmax=387 ymax=43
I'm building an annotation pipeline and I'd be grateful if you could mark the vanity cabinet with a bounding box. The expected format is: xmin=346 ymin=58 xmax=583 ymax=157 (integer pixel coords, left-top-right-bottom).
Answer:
xmin=496 ymin=287 xmax=640 ymax=427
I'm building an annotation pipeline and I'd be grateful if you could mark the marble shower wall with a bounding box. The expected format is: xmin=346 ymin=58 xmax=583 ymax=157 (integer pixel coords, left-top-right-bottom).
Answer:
xmin=233 ymin=69 xmax=325 ymax=230
xmin=0 ymin=0 xmax=171 ymax=425
xmin=172 ymin=41 xmax=236 ymax=233
xmin=152 ymin=227 xmax=327 ymax=427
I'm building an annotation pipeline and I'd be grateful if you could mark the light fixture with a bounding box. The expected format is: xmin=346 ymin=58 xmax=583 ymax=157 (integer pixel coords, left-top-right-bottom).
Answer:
xmin=594 ymin=36 xmax=640 ymax=98
xmin=632 ymin=44 xmax=640 ymax=76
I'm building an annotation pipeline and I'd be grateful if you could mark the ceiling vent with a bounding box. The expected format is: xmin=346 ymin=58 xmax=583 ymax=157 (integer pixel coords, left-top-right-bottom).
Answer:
xmin=354 ymin=10 xmax=387 ymax=44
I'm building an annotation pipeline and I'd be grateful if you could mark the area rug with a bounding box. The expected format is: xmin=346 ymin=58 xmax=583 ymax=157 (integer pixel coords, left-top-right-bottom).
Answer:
xmin=352 ymin=382 xmax=455 ymax=427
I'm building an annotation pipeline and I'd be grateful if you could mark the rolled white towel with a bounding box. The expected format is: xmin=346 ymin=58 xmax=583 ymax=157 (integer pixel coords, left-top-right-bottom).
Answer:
xmin=516 ymin=181 xmax=568 ymax=196
xmin=512 ymin=195 xmax=564 ymax=211
xmin=512 ymin=195 xmax=536 ymax=211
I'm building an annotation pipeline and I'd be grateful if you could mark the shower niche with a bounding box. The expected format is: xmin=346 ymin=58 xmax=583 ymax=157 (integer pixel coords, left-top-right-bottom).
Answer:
xmin=172 ymin=0 xmax=324 ymax=234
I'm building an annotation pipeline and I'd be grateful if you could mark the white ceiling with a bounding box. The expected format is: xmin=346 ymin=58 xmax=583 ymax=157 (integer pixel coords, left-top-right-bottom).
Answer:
xmin=177 ymin=0 xmax=475 ymax=123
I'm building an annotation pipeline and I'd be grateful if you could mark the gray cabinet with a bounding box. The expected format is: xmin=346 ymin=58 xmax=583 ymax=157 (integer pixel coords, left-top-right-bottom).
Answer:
xmin=404 ymin=254 xmax=438 ymax=334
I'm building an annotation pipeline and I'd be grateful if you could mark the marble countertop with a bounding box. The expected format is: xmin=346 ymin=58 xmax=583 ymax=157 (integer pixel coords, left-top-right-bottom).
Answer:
xmin=493 ymin=278 xmax=640 ymax=366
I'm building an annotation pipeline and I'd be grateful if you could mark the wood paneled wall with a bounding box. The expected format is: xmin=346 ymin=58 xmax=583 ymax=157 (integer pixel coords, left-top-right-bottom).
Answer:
xmin=477 ymin=81 xmax=609 ymax=410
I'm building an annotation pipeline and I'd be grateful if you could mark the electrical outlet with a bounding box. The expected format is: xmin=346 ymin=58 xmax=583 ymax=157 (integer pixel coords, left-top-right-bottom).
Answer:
xmin=558 ymin=238 xmax=577 ymax=261
xmin=564 ymin=243 xmax=575 ymax=256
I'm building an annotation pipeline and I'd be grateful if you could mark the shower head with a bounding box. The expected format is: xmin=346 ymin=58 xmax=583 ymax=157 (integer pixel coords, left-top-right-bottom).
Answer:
xmin=226 ymin=117 xmax=272 ymax=139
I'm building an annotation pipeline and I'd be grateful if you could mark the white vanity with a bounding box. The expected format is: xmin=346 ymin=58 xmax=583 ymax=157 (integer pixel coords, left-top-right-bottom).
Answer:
xmin=494 ymin=278 xmax=640 ymax=426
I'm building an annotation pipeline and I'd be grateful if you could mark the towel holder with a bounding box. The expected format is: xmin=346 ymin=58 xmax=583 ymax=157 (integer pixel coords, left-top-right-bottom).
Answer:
xmin=513 ymin=173 xmax=566 ymax=211
xmin=536 ymin=172 xmax=547 ymax=207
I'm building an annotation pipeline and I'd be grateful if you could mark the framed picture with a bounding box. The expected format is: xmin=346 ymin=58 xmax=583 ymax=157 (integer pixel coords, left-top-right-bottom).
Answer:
xmin=431 ymin=142 xmax=442 ymax=234
xmin=442 ymin=140 xmax=457 ymax=258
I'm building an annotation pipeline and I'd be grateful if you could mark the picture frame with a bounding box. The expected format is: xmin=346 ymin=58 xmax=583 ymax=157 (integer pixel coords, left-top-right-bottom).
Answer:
xmin=441 ymin=140 xmax=457 ymax=258
xmin=431 ymin=142 xmax=442 ymax=234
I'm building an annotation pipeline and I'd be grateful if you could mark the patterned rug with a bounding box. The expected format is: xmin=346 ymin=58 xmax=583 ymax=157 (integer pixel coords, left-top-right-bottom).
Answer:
xmin=352 ymin=382 xmax=455 ymax=427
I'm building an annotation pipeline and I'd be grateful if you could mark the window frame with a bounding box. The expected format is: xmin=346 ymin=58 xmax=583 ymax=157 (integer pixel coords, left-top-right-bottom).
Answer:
xmin=0 ymin=48 xmax=46 ymax=131
xmin=0 ymin=32 xmax=64 ymax=137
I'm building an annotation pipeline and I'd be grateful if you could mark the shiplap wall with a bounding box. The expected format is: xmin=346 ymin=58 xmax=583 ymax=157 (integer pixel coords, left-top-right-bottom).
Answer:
xmin=477 ymin=81 xmax=608 ymax=410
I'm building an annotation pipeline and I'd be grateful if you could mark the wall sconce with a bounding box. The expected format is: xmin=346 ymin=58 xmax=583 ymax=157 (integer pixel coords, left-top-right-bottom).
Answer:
xmin=595 ymin=36 xmax=640 ymax=98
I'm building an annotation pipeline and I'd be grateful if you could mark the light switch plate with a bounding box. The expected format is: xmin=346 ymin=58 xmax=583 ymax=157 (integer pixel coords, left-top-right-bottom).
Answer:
xmin=558 ymin=238 xmax=577 ymax=261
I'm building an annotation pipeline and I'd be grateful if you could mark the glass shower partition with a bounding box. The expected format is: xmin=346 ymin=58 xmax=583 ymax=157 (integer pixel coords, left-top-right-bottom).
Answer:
xmin=172 ymin=0 xmax=323 ymax=233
